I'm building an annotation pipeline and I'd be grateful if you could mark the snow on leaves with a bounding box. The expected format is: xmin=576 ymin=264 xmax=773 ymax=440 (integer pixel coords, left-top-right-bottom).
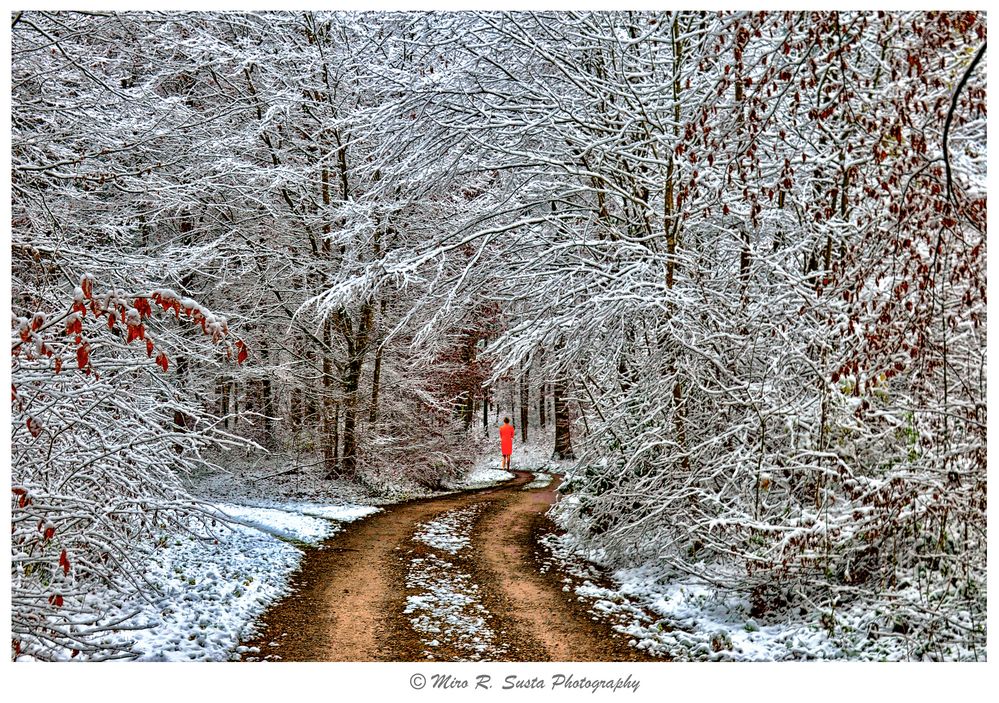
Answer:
xmin=11 ymin=276 xmax=249 ymax=387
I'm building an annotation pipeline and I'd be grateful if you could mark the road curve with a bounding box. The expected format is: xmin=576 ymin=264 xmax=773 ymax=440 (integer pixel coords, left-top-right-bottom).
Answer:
xmin=240 ymin=470 xmax=653 ymax=662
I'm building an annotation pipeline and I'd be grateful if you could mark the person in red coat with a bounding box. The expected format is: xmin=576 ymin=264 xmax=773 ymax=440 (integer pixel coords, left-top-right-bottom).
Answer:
xmin=499 ymin=417 xmax=515 ymax=471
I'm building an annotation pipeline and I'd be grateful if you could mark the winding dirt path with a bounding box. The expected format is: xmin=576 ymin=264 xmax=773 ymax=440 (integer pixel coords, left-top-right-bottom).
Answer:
xmin=241 ymin=470 xmax=655 ymax=662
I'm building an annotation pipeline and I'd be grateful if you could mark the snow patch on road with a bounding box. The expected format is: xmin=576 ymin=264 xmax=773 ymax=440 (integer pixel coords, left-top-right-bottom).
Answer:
xmin=405 ymin=554 xmax=507 ymax=661
xmin=414 ymin=503 xmax=485 ymax=554
xmin=406 ymin=502 xmax=508 ymax=660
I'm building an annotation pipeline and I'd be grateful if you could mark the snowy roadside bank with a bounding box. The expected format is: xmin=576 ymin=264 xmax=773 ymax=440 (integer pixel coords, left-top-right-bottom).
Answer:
xmin=539 ymin=531 xmax=949 ymax=661
xmin=94 ymin=500 xmax=380 ymax=661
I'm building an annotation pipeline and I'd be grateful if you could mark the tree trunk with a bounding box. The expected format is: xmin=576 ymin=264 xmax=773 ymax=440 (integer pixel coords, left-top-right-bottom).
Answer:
xmin=553 ymin=380 xmax=574 ymax=459
xmin=173 ymin=213 xmax=196 ymax=438
xmin=520 ymin=366 xmax=529 ymax=443
xmin=339 ymin=301 xmax=374 ymax=478
xmin=218 ymin=374 xmax=230 ymax=430
xmin=369 ymin=341 xmax=383 ymax=424
xmin=369 ymin=298 xmax=387 ymax=424
xmin=342 ymin=360 xmax=361 ymax=477
xmin=332 ymin=402 xmax=339 ymax=468
xmin=322 ymin=318 xmax=338 ymax=476
xmin=230 ymin=379 xmax=239 ymax=429
xmin=538 ymin=382 xmax=546 ymax=428
xmin=260 ymin=337 xmax=274 ymax=445
xmin=482 ymin=385 xmax=490 ymax=432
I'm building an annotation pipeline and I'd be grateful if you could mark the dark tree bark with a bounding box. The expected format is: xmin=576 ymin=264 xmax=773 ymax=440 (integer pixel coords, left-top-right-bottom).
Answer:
xmin=172 ymin=213 xmax=196 ymax=438
xmin=538 ymin=382 xmax=546 ymax=428
xmin=322 ymin=318 xmax=338 ymax=476
xmin=332 ymin=402 xmax=339 ymax=468
xmin=260 ymin=337 xmax=274 ymax=444
xmin=336 ymin=301 xmax=373 ymax=478
xmin=482 ymin=385 xmax=490 ymax=433
xmin=553 ymin=379 xmax=575 ymax=459
xmin=369 ymin=298 xmax=387 ymax=424
xmin=520 ymin=365 xmax=529 ymax=442
xmin=369 ymin=339 xmax=383 ymax=424
xmin=218 ymin=374 xmax=230 ymax=430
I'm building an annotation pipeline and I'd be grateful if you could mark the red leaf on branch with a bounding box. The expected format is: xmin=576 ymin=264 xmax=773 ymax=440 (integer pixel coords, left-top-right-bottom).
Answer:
xmin=43 ymin=526 xmax=55 ymax=541
xmin=59 ymin=549 xmax=70 ymax=575
xmin=54 ymin=358 xmax=63 ymax=374
xmin=146 ymin=339 xmax=155 ymax=357
xmin=126 ymin=323 xmax=145 ymax=343
xmin=156 ymin=353 xmax=169 ymax=372
xmin=134 ymin=297 xmax=152 ymax=318
xmin=26 ymin=417 xmax=42 ymax=438
xmin=236 ymin=340 xmax=248 ymax=365
xmin=77 ymin=343 xmax=90 ymax=370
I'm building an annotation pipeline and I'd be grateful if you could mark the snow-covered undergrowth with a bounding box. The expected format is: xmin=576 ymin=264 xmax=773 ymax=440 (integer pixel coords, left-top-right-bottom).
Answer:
xmin=188 ymin=452 xmax=396 ymax=505
xmin=512 ymin=440 xmax=571 ymax=475
xmin=406 ymin=503 xmax=507 ymax=660
xmin=541 ymin=532 xmax=936 ymax=661
xmin=93 ymin=500 xmax=378 ymax=661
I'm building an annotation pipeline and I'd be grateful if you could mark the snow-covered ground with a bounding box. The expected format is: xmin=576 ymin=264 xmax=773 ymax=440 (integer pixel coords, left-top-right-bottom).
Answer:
xmin=97 ymin=499 xmax=379 ymax=661
xmin=510 ymin=439 xmax=570 ymax=474
xmin=540 ymin=532 xmax=915 ymax=661
xmin=187 ymin=453 xmax=396 ymax=505
xmin=523 ymin=472 xmax=553 ymax=490
xmin=449 ymin=466 xmax=515 ymax=489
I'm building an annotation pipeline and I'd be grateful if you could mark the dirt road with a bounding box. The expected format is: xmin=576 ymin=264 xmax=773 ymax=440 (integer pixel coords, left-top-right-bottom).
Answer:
xmin=241 ymin=470 xmax=654 ymax=662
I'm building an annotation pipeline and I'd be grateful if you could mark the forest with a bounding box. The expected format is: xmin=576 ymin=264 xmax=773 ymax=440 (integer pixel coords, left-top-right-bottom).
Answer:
xmin=10 ymin=10 xmax=986 ymax=662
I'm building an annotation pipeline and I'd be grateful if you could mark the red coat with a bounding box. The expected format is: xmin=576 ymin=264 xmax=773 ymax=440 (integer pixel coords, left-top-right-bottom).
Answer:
xmin=499 ymin=423 xmax=515 ymax=456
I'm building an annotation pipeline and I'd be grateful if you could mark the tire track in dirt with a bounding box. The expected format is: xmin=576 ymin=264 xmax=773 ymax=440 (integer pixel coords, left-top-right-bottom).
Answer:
xmin=471 ymin=476 xmax=654 ymax=661
xmin=240 ymin=470 xmax=656 ymax=662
